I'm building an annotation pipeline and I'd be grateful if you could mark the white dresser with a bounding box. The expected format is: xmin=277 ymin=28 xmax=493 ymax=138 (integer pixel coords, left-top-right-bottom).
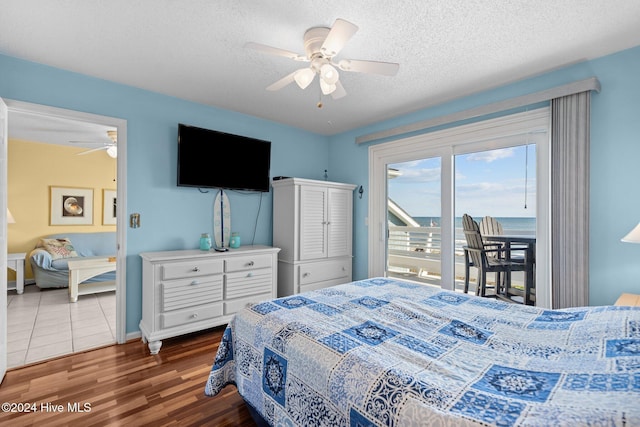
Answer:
xmin=272 ymin=178 xmax=355 ymax=296
xmin=139 ymin=245 xmax=280 ymax=354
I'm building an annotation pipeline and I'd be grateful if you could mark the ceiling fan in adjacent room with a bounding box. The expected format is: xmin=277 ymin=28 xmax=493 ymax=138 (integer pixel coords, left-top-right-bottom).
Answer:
xmin=245 ymin=18 xmax=399 ymax=102
xmin=72 ymin=130 xmax=118 ymax=158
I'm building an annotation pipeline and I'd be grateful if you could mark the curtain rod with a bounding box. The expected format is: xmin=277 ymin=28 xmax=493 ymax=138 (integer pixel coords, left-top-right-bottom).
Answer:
xmin=355 ymin=77 xmax=601 ymax=144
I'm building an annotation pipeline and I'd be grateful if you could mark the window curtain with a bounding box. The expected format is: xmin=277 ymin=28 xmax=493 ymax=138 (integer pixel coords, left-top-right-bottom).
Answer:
xmin=551 ymin=91 xmax=590 ymax=308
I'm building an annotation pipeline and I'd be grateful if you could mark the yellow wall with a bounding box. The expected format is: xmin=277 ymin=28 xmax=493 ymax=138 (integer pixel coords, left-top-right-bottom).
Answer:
xmin=7 ymin=139 xmax=117 ymax=280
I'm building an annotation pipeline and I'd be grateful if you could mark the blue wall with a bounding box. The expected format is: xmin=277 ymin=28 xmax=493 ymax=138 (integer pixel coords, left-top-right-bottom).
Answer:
xmin=329 ymin=45 xmax=640 ymax=306
xmin=2 ymin=44 xmax=639 ymax=334
xmin=0 ymin=54 xmax=329 ymax=333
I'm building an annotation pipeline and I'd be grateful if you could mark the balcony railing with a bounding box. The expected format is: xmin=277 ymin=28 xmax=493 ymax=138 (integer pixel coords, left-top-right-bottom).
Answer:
xmin=387 ymin=225 xmax=534 ymax=289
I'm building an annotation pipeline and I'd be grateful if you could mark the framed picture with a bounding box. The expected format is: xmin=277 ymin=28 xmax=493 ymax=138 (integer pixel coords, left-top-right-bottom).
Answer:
xmin=50 ymin=186 xmax=94 ymax=225
xmin=102 ymin=189 xmax=117 ymax=225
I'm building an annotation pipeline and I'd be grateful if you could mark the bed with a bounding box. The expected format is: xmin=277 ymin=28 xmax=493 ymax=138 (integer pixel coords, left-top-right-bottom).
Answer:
xmin=205 ymin=277 xmax=640 ymax=426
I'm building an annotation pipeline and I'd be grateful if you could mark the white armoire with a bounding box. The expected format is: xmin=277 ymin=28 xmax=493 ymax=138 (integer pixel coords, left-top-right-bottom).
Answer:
xmin=272 ymin=178 xmax=356 ymax=296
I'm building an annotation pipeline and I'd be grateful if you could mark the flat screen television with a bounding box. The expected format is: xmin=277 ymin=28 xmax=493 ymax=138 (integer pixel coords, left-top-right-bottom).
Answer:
xmin=177 ymin=123 xmax=271 ymax=192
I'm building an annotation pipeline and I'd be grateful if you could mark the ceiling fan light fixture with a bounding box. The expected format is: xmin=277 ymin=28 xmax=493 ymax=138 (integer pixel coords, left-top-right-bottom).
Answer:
xmin=294 ymin=68 xmax=315 ymax=89
xmin=320 ymin=79 xmax=336 ymax=95
xmin=248 ymin=18 xmax=398 ymax=103
xmin=107 ymin=146 xmax=117 ymax=158
xmin=320 ymin=64 xmax=339 ymax=85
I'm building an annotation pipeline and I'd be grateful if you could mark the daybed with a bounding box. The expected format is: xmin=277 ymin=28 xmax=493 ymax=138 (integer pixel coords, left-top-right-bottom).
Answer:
xmin=29 ymin=232 xmax=116 ymax=289
xmin=206 ymin=277 xmax=640 ymax=426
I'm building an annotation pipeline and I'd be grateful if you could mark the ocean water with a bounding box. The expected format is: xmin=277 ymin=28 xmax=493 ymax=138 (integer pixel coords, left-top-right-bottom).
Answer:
xmin=414 ymin=216 xmax=536 ymax=233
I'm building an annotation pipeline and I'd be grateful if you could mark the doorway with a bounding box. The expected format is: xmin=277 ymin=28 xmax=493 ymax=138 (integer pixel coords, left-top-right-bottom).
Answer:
xmin=3 ymin=100 xmax=126 ymax=368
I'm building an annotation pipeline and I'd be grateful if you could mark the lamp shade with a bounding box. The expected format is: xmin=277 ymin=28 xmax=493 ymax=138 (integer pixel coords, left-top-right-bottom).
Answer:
xmin=293 ymin=68 xmax=315 ymax=89
xmin=7 ymin=208 xmax=15 ymax=224
xmin=107 ymin=146 xmax=117 ymax=158
xmin=320 ymin=64 xmax=339 ymax=85
xmin=319 ymin=79 xmax=336 ymax=95
xmin=621 ymin=221 xmax=640 ymax=243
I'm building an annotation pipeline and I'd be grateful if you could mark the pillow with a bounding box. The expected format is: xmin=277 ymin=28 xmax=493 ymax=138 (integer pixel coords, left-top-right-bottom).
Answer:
xmin=37 ymin=238 xmax=78 ymax=260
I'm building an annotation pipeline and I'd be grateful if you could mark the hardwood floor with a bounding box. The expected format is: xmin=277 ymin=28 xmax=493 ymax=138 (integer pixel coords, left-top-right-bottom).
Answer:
xmin=0 ymin=325 xmax=257 ymax=426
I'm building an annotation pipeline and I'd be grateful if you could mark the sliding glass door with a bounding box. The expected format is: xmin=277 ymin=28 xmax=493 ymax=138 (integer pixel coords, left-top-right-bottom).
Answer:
xmin=369 ymin=108 xmax=550 ymax=304
xmin=454 ymin=143 xmax=538 ymax=293
xmin=387 ymin=157 xmax=443 ymax=285
xmin=384 ymin=143 xmax=539 ymax=290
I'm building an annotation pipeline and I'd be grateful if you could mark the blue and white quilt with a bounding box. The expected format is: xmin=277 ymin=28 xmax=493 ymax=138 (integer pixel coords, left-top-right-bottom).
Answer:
xmin=205 ymin=278 xmax=640 ymax=426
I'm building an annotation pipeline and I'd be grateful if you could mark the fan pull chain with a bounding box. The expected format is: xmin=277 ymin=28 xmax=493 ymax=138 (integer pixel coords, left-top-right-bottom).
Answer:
xmin=524 ymin=143 xmax=529 ymax=209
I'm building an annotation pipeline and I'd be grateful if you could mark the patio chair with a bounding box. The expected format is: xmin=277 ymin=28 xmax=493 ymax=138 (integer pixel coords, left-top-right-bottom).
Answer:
xmin=462 ymin=214 xmax=529 ymax=300
xmin=463 ymin=214 xmax=501 ymax=295
xmin=479 ymin=216 xmax=504 ymax=236
xmin=479 ymin=216 xmax=534 ymax=301
xmin=479 ymin=215 xmax=526 ymax=262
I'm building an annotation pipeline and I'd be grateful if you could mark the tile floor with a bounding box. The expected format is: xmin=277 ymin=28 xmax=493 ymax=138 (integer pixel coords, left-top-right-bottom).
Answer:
xmin=6 ymin=285 xmax=116 ymax=368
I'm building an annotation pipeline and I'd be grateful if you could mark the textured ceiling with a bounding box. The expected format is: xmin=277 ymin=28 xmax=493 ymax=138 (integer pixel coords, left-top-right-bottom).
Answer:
xmin=2 ymin=0 xmax=640 ymax=140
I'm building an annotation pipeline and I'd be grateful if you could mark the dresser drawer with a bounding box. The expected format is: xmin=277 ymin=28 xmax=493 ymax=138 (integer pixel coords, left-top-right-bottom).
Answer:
xmin=299 ymin=259 xmax=351 ymax=286
xmin=225 ymin=254 xmax=273 ymax=272
xmin=161 ymin=302 xmax=223 ymax=329
xmin=224 ymin=292 xmax=273 ymax=315
xmin=225 ymin=268 xmax=273 ymax=299
xmin=162 ymin=259 xmax=223 ymax=280
xmin=161 ymin=276 xmax=223 ymax=312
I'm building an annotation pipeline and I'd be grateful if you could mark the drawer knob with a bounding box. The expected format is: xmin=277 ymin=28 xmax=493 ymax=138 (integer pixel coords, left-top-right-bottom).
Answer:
xmin=191 ymin=313 xmax=198 ymax=319
xmin=247 ymin=261 xmax=254 ymax=267
xmin=190 ymin=280 xmax=199 ymax=286
xmin=192 ymin=267 xmax=200 ymax=272
xmin=247 ymin=272 xmax=253 ymax=277
xmin=303 ymin=272 xmax=310 ymax=278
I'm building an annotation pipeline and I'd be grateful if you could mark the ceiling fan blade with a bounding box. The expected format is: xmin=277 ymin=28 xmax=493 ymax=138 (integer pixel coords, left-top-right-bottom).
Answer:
xmin=69 ymin=140 xmax=108 ymax=145
xmin=77 ymin=146 xmax=108 ymax=155
xmin=321 ymin=19 xmax=358 ymax=57
xmin=244 ymin=42 xmax=307 ymax=61
xmin=331 ymin=80 xmax=347 ymax=100
xmin=337 ymin=59 xmax=400 ymax=76
xmin=266 ymin=71 xmax=297 ymax=91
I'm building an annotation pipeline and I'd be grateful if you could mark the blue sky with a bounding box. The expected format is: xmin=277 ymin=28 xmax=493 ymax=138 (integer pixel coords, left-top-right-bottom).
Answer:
xmin=388 ymin=145 xmax=536 ymax=218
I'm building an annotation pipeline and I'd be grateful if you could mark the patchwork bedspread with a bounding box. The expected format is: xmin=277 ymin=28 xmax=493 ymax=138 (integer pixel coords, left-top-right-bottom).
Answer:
xmin=205 ymin=278 xmax=640 ymax=426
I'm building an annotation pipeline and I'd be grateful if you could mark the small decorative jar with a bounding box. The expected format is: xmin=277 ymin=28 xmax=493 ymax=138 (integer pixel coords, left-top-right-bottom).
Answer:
xmin=199 ymin=233 xmax=211 ymax=251
xmin=229 ymin=232 xmax=241 ymax=248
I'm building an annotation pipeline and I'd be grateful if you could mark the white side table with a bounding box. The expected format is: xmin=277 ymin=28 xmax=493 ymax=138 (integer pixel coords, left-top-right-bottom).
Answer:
xmin=7 ymin=252 xmax=26 ymax=295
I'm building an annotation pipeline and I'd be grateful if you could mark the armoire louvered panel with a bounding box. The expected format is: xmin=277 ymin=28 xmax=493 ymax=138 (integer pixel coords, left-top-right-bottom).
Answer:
xmin=300 ymin=186 xmax=327 ymax=260
xmin=327 ymin=188 xmax=352 ymax=258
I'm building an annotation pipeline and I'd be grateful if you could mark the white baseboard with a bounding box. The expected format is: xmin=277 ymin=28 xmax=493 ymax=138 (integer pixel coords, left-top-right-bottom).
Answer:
xmin=126 ymin=330 xmax=142 ymax=342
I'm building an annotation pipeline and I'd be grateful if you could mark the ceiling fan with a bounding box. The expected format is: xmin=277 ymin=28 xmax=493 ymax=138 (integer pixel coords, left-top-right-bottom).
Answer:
xmin=246 ymin=18 xmax=399 ymax=101
xmin=72 ymin=130 xmax=118 ymax=158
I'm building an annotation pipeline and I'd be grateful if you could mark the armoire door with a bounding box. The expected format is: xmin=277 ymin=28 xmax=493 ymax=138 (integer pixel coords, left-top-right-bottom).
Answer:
xmin=299 ymin=186 xmax=327 ymax=260
xmin=327 ymin=188 xmax=352 ymax=258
